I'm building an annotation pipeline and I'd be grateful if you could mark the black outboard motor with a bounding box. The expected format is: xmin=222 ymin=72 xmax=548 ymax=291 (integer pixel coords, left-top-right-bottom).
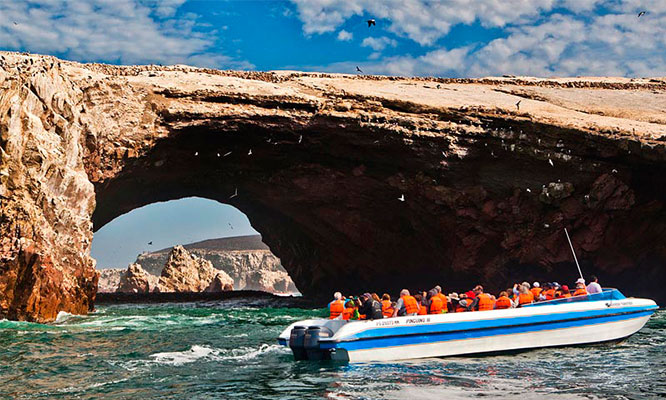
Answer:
xmin=304 ymin=326 xmax=330 ymax=361
xmin=289 ymin=326 xmax=307 ymax=360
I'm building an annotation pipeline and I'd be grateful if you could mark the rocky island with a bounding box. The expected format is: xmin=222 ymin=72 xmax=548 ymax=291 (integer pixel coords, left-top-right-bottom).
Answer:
xmin=1 ymin=51 xmax=665 ymax=322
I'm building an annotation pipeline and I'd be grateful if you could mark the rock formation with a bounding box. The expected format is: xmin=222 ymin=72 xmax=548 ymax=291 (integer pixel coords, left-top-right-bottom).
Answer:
xmin=97 ymin=268 xmax=123 ymax=293
xmin=1 ymin=51 xmax=666 ymax=321
xmin=135 ymin=235 xmax=296 ymax=293
xmin=156 ymin=246 xmax=233 ymax=293
xmin=116 ymin=263 xmax=158 ymax=293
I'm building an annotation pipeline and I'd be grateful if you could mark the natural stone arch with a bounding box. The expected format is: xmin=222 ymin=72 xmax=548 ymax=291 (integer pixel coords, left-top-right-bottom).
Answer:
xmin=2 ymin=52 xmax=666 ymax=322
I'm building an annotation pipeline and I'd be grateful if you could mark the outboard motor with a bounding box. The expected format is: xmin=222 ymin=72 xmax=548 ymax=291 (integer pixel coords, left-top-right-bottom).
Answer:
xmin=304 ymin=326 xmax=330 ymax=361
xmin=289 ymin=326 xmax=307 ymax=360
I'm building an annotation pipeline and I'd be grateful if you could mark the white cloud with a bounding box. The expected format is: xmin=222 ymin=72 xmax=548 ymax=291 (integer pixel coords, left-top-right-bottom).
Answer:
xmin=337 ymin=30 xmax=353 ymax=41
xmin=361 ymin=36 xmax=397 ymax=51
xmin=291 ymin=0 xmax=556 ymax=45
xmin=0 ymin=0 xmax=252 ymax=69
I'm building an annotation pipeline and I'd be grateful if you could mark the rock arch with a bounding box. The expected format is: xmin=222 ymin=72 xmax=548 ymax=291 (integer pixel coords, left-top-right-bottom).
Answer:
xmin=1 ymin=52 xmax=666 ymax=321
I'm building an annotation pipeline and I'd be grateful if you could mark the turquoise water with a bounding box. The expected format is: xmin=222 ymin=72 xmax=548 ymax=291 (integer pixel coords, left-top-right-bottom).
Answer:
xmin=0 ymin=299 xmax=664 ymax=399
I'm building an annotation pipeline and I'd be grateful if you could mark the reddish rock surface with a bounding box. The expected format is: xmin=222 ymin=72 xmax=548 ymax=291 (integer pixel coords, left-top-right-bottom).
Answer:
xmin=1 ymin=51 xmax=666 ymax=321
xmin=116 ymin=263 xmax=157 ymax=293
xmin=156 ymin=246 xmax=234 ymax=293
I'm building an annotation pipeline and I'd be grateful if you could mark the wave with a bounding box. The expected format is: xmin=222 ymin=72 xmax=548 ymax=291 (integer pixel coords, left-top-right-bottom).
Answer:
xmin=136 ymin=343 xmax=285 ymax=367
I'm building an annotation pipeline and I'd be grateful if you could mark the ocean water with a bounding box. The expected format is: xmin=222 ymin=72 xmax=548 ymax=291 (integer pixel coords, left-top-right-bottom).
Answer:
xmin=0 ymin=299 xmax=663 ymax=400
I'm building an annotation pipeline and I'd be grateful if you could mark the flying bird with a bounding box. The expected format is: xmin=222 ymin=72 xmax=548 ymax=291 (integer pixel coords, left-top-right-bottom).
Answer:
xmin=228 ymin=223 xmax=234 ymax=230
xmin=148 ymin=241 xmax=153 ymax=245
xmin=217 ymin=153 xmax=220 ymax=157
xmin=223 ymin=151 xmax=232 ymax=157
xmin=13 ymin=21 xmax=17 ymax=25
xmin=398 ymin=194 xmax=405 ymax=202
xmin=248 ymin=149 xmax=252 ymax=155
xmin=194 ymin=151 xmax=199 ymax=156
xmin=229 ymin=187 xmax=238 ymax=199
xmin=298 ymin=135 xmax=302 ymax=144
xmin=516 ymin=100 xmax=521 ymax=110
xmin=548 ymin=158 xmax=554 ymax=167
xmin=367 ymin=19 xmax=376 ymax=27
xmin=356 ymin=66 xmax=363 ymax=73
xmin=637 ymin=11 xmax=646 ymax=18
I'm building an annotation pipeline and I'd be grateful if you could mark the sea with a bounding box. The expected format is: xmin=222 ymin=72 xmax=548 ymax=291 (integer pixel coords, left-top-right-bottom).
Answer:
xmin=0 ymin=298 xmax=664 ymax=400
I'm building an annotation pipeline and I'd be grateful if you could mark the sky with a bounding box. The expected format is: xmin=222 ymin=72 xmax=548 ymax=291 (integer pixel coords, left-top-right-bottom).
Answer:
xmin=91 ymin=198 xmax=258 ymax=268
xmin=3 ymin=0 xmax=664 ymax=268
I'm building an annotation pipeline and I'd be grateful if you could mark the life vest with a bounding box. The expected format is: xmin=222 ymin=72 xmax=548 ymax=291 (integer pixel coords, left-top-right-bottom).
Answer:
xmin=329 ymin=300 xmax=344 ymax=319
xmin=561 ymin=293 xmax=572 ymax=298
xmin=573 ymin=288 xmax=588 ymax=296
xmin=381 ymin=300 xmax=394 ymax=318
xmin=436 ymin=293 xmax=448 ymax=313
xmin=544 ymin=289 xmax=556 ymax=300
xmin=455 ymin=303 xmax=466 ymax=313
xmin=495 ymin=296 xmax=512 ymax=309
xmin=477 ymin=293 xmax=495 ymax=311
xmin=518 ymin=292 xmax=534 ymax=306
xmin=429 ymin=296 xmax=443 ymax=314
xmin=530 ymin=287 xmax=542 ymax=298
xmin=342 ymin=307 xmax=353 ymax=320
xmin=417 ymin=304 xmax=428 ymax=315
xmin=402 ymin=295 xmax=419 ymax=314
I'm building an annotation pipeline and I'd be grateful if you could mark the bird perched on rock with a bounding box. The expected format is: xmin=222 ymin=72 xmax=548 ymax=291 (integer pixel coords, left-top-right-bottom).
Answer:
xmin=367 ymin=19 xmax=376 ymax=27
xmin=638 ymin=11 xmax=646 ymax=18
xmin=356 ymin=66 xmax=363 ymax=73
xmin=516 ymin=100 xmax=521 ymax=110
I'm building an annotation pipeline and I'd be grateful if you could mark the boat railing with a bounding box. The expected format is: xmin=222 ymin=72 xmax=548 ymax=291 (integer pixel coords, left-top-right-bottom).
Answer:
xmin=524 ymin=288 xmax=625 ymax=307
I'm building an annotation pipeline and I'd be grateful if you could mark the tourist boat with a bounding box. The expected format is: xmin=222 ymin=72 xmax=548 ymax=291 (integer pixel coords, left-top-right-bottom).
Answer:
xmin=277 ymin=289 xmax=658 ymax=362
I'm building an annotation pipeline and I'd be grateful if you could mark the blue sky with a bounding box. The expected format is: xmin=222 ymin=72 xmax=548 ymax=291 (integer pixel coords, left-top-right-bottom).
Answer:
xmin=2 ymin=0 xmax=664 ymax=268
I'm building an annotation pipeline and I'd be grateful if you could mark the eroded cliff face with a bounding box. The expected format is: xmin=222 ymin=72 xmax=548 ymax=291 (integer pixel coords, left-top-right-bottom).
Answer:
xmin=2 ymin=51 xmax=666 ymax=321
xmin=157 ymin=245 xmax=233 ymax=292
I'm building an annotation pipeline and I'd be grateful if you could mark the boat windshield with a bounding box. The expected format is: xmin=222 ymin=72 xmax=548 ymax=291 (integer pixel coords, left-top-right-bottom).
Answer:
xmin=524 ymin=288 xmax=626 ymax=307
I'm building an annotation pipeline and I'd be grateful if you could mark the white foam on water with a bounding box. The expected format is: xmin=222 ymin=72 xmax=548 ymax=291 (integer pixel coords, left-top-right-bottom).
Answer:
xmin=143 ymin=343 xmax=285 ymax=367
xmin=54 ymin=311 xmax=75 ymax=324
xmin=150 ymin=345 xmax=220 ymax=366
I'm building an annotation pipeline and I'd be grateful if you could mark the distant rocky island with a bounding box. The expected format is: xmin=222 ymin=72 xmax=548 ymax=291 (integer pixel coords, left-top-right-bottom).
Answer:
xmin=98 ymin=235 xmax=297 ymax=294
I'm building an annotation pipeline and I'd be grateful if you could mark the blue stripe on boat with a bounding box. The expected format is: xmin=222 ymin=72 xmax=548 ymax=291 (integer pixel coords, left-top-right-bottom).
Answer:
xmin=320 ymin=309 xmax=655 ymax=351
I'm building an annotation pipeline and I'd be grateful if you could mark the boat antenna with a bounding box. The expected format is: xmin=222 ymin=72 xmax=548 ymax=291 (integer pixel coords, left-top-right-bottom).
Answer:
xmin=564 ymin=228 xmax=584 ymax=281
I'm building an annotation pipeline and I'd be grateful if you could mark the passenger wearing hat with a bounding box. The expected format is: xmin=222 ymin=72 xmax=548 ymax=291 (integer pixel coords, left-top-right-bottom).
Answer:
xmin=573 ymin=279 xmax=588 ymax=296
xmin=559 ymin=285 xmax=572 ymax=298
xmin=358 ymin=292 xmax=384 ymax=320
xmin=530 ymin=282 xmax=542 ymax=299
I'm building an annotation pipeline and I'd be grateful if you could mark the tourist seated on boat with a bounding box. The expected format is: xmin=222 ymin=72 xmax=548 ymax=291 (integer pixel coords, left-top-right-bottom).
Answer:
xmin=427 ymin=289 xmax=444 ymax=314
xmin=434 ymin=285 xmax=448 ymax=313
xmin=358 ymin=293 xmax=384 ymax=320
xmin=465 ymin=285 xmax=495 ymax=311
xmin=586 ymin=275 xmax=602 ymax=294
xmin=392 ymin=289 xmax=419 ymax=317
xmin=414 ymin=293 xmax=428 ymax=315
xmin=530 ymin=282 xmax=542 ymax=299
xmin=342 ymin=299 xmax=355 ymax=320
xmin=573 ymin=279 xmax=588 ymax=296
xmin=448 ymin=292 xmax=466 ymax=312
xmin=329 ymin=292 xmax=345 ymax=319
xmin=494 ymin=291 xmax=513 ymax=309
xmin=558 ymin=285 xmax=572 ymax=298
xmin=543 ymin=283 xmax=557 ymax=301
xmin=517 ymin=284 xmax=534 ymax=306
xmin=380 ymin=294 xmax=394 ymax=318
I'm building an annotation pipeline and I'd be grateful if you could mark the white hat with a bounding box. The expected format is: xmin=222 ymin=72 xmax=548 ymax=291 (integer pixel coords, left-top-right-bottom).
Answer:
xmin=576 ymin=278 xmax=586 ymax=285
xmin=533 ymin=282 xmax=540 ymax=288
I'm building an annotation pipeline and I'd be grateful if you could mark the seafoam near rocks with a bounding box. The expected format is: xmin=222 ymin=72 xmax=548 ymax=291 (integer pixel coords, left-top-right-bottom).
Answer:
xmin=1 ymin=51 xmax=666 ymax=321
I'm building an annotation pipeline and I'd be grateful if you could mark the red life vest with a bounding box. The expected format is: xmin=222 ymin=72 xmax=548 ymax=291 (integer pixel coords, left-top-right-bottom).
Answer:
xmin=495 ymin=296 xmax=512 ymax=309
xmin=381 ymin=300 xmax=394 ymax=318
xmin=329 ymin=300 xmax=344 ymax=319
xmin=402 ymin=295 xmax=419 ymax=314
xmin=429 ymin=296 xmax=443 ymax=314
xmin=477 ymin=293 xmax=495 ymax=311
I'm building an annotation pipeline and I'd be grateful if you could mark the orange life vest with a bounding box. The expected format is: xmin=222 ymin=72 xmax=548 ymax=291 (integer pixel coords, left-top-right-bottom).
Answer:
xmin=342 ymin=307 xmax=353 ymax=320
xmin=544 ymin=289 xmax=556 ymax=300
xmin=518 ymin=292 xmax=534 ymax=306
xmin=436 ymin=293 xmax=449 ymax=313
xmin=561 ymin=293 xmax=572 ymax=298
xmin=381 ymin=300 xmax=394 ymax=318
xmin=455 ymin=303 xmax=466 ymax=312
xmin=417 ymin=304 xmax=428 ymax=315
xmin=429 ymin=296 xmax=443 ymax=314
xmin=402 ymin=295 xmax=419 ymax=314
xmin=495 ymin=296 xmax=512 ymax=309
xmin=530 ymin=287 xmax=542 ymax=298
xmin=329 ymin=300 xmax=344 ymax=319
xmin=573 ymin=288 xmax=588 ymax=296
xmin=477 ymin=293 xmax=495 ymax=311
